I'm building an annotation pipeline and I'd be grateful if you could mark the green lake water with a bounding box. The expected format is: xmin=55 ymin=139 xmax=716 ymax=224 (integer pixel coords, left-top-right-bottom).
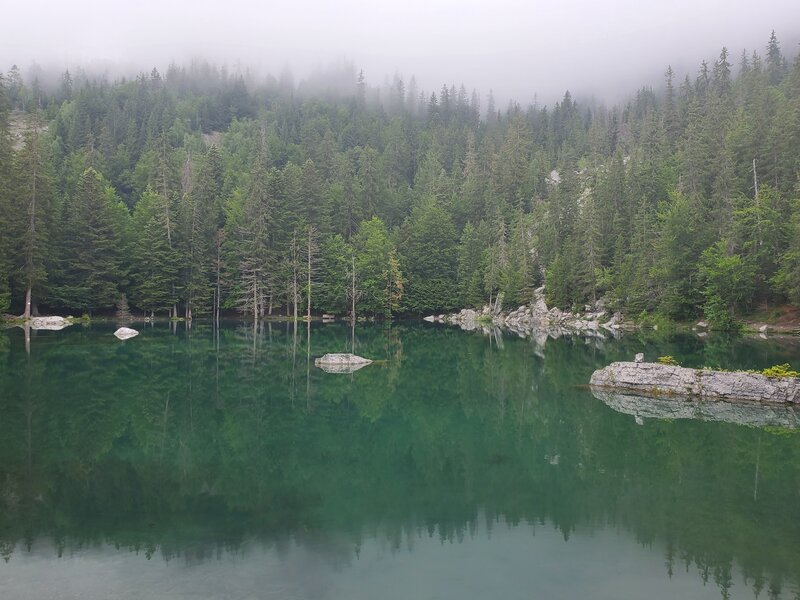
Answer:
xmin=1 ymin=322 xmax=799 ymax=599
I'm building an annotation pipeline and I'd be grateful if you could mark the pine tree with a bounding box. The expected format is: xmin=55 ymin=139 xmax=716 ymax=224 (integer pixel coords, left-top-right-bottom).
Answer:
xmin=698 ymin=240 xmax=756 ymax=327
xmin=457 ymin=132 xmax=484 ymax=226
xmin=457 ymin=222 xmax=487 ymax=308
xmin=732 ymin=185 xmax=788 ymax=304
xmin=773 ymin=192 xmax=800 ymax=304
xmin=181 ymin=147 xmax=223 ymax=318
xmin=12 ymin=110 xmax=54 ymax=318
xmin=500 ymin=211 xmax=534 ymax=307
xmin=50 ymin=168 xmax=128 ymax=313
xmin=352 ymin=217 xmax=399 ymax=317
xmin=0 ymin=76 xmax=14 ymax=313
xmin=766 ymin=30 xmax=785 ymax=85
xmin=316 ymin=234 xmax=350 ymax=314
xmin=497 ymin=112 xmax=532 ymax=211
xmin=130 ymin=188 xmax=181 ymax=314
xmin=712 ymin=47 xmax=732 ymax=98
xmin=401 ymin=200 xmax=458 ymax=313
xmin=651 ymin=191 xmax=704 ymax=319
xmin=224 ymin=153 xmax=272 ymax=318
xmin=663 ymin=66 xmax=680 ymax=146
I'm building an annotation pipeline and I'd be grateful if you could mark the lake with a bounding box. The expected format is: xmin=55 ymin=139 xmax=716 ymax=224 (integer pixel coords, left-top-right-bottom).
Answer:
xmin=1 ymin=321 xmax=799 ymax=599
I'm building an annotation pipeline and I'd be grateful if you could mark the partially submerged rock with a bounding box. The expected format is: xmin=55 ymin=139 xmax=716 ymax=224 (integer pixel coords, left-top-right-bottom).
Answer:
xmin=114 ymin=327 xmax=139 ymax=340
xmin=29 ymin=316 xmax=72 ymax=331
xmin=315 ymin=353 xmax=372 ymax=374
xmin=590 ymin=361 xmax=800 ymax=404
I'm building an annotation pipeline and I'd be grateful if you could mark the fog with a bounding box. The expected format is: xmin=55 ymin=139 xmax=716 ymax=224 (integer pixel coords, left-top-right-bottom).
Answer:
xmin=2 ymin=0 xmax=799 ymax=105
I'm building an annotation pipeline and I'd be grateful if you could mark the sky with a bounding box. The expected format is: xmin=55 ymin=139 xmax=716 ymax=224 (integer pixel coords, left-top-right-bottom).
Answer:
xmin=2 ymin=0 xmax=799 ymax=105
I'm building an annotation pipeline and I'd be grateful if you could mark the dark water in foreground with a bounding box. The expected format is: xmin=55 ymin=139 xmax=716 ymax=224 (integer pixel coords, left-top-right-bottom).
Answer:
xmin=1 ymin=321 xmax=799 ymax=600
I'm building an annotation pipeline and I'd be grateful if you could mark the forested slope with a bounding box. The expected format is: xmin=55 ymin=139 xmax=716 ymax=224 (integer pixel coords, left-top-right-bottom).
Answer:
xmin=0 ymin=32 xmax=798 ymax=326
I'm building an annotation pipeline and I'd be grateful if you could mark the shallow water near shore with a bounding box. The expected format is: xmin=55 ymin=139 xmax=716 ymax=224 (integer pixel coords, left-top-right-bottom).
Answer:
xmin=1 ymin=321 xmax=799 ymax=599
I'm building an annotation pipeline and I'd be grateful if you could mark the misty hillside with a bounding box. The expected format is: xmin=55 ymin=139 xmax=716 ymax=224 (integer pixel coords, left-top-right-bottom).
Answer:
xmin=1 ymin=32 xmax=799 ymax=328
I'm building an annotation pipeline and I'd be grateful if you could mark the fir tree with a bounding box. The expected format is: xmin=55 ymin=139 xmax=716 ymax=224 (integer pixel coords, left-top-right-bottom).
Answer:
xmin=50 ymin=168 xmax=128 ymax=313
xmin=12 ymin=110 xmax=53 ymax=318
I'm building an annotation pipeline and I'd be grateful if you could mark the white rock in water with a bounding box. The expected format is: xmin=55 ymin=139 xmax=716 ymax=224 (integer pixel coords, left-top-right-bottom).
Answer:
xmin=315 ymin=353 xmax=372 ymax=374
xmin=634 ymin=353 xmax=644 ymax=363
xmin=316 ymin=353 xmax=371 ymax=365
xmin=114 ymin=327 xmax=139 ymax=340
xmin=759 ymin=324 xmax=769 ymax=334
xmin=29 ymin=316 xmax=72 ymax=331
xmin=423 ymin=315 xmax=436 ymax=322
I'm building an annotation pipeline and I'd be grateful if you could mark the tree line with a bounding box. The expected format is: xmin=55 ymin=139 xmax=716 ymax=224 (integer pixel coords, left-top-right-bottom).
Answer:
xmin=0 ymin=32 xmax=798 ymax=325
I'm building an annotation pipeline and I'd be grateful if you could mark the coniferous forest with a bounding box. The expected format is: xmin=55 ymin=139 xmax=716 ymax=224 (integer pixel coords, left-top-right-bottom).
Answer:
xmin=1 ymin=33 xmax=799 ymax=327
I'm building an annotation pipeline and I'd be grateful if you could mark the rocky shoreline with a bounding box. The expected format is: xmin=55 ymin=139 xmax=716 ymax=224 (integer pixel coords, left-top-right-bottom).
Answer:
xmin=425 ymin=287 xmax=626 ymax=340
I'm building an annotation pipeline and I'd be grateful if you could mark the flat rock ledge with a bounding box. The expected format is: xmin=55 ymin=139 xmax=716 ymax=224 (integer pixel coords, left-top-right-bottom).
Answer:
xmin=315 ymin=353 xmax=372 ymax=374
xmin=590 ymin=362 xmax=800 ymax=404
xmin=114 ymin=327 xmax=139 ymax=340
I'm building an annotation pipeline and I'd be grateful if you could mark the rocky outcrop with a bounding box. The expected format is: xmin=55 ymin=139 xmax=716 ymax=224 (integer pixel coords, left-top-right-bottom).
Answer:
xmin=29 ymin=316 xmax=72 ymax=331
xmin=435 ymin=287 xmax=624 ymax=341
xmin=590 ymin=361 xmax=800 ymax=404
xmin=114 ymin=327 xmax=139 ymax=340
xmin=447 ymin=308 xmax=479 ymax=330
xmin=315 ymin=353 xmax=372 ymax=374
xmin=592 ymin=389 xmax=800 ymax=429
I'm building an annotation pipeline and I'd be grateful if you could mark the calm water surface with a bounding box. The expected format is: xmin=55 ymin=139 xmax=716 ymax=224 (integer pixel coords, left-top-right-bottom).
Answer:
xmin=1 ymin=321 xmax=799 ymax=599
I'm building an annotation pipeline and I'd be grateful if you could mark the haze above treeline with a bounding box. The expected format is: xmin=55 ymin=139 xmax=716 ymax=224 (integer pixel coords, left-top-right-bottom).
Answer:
xmin=3 ymin=0 xmax=799 ymax=108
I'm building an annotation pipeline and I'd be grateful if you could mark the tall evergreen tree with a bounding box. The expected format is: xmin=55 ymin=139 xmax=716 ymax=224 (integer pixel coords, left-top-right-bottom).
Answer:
xmin=0 ymin=76 xmax=14 ymax=313
xmin=316 ymin=234 xmax=351 ymax=314
xmin=12 ymin=110 xmax=53 ymax=318
xmin=457 ymin=221 xmax=487 ymax=308
xmin=352 ymin=217 xmax=401 ymax=317
xmin=223 ymin=152 xmax=273 ymax=318
xmin=181 ymin=147 xmax=223 ymax=318
xmin=50 ymin=168 xmax=128 ymax=313
xmin=766 ymin=30 xmax=786 ymax=85
xmin=129 ymin=188 xmax=181 ymax=314
xmin=401 ymin=200 xmax=458 ymax=313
